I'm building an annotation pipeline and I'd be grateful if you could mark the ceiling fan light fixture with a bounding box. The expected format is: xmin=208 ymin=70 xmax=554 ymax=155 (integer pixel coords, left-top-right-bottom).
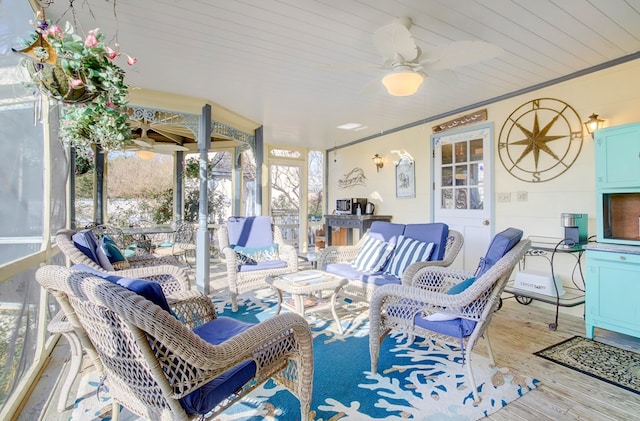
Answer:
xmin=135 ymin=150 xmax=155 ymax=160
xmin=382 ymin=71 xmax=423 ymax=96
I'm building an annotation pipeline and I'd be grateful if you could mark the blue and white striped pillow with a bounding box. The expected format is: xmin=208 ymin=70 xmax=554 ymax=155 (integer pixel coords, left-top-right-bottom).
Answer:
xmin=350 ymin=236 xmax=394 ymax=273
xmin=385 ymin=235 xmax=434 ymax=278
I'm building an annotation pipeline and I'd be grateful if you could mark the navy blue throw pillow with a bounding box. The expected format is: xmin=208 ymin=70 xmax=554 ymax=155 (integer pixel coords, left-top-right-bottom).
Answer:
xmin=475 ymin=228 xmax=523 ymax=278
xmin=71 ymin=264 xmax=172 ymax=314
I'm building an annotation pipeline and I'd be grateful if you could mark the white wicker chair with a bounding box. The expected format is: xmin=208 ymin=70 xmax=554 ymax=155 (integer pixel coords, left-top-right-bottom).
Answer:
xmin=218 ymin=217 xmax=298 ymax=311
xmin=56 ymin=228 xmax=182 ymax=272
xmin=369 ymin=237 xmax=530 ymax=403
xmin=36 ymin=265 xmax=314 ymax=421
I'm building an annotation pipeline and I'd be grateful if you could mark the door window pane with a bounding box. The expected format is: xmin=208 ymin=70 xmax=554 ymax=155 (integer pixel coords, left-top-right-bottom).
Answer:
xmin=454 ymin=141 xmax=467 ymax=163
xmin=442 ymin=143 xmax=453 ymax=165
xmin=470 ymin=138 xmax=483 ymax=161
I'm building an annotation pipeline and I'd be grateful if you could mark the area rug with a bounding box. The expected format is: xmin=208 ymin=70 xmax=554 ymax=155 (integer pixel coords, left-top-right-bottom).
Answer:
xmin=70 ymin=291 xmax=539 ymax=420
xmin=535 ymin=335 xmax=640 ymax=396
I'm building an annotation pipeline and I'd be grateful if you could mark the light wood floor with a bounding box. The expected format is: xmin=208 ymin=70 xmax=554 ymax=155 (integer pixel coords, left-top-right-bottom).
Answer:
xmin=33 ymin=265 xmax=640 ymax=420
xmin=483 ymin=297 xmax=640 ymax=420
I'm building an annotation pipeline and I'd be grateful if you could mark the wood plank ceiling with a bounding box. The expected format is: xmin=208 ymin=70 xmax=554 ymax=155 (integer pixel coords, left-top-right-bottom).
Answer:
xmin=41 ymin=0 xmax=640 ymax=150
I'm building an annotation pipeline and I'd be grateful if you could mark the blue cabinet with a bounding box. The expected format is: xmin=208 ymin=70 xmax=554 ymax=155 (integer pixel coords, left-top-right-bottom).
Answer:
xmin=585 ymin=247 xmax=640 ymax=340
xmin=594 ymin=122 xmax=640 ymax=246
xmin=588 ymin=121 xmax=640 ymax=340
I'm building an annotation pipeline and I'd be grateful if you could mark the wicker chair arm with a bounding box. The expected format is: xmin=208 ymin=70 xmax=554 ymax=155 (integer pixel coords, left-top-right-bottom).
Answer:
xmin=167 ymin=291 xmax=217 ymax=330
xmin=140 ymin=307 xmax=313 ymax=396
xmin=128 ymin=254 xmax=181 ymax=268
xmin=409 ymin=266 xmax=476 ymax=292
xmin=278 ymin=243 xmax=299 ymax=270
xmin=116 ymin=264 xmax=190 ymax=294
xmin=220 ymin=246 xmax=239 ymax=272
xmin=371 ymin=282 xmax=475 ymax=320
xmin=317 ymin=244 xmax=360 ymax=267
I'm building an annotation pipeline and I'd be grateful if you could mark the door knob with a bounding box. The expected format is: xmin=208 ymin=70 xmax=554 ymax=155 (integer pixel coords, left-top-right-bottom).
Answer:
xmin=483 ymin=220 xmax=490 ymax=226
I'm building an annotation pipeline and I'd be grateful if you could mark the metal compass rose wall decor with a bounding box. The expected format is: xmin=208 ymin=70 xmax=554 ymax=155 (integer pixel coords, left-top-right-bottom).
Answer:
xmin=498 ymin=98 xmax=583 ymax=182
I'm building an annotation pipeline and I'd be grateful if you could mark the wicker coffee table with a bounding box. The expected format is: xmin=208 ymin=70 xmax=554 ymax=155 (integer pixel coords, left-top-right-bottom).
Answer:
xmin=266 ymin=270 xmax=348 ymax=333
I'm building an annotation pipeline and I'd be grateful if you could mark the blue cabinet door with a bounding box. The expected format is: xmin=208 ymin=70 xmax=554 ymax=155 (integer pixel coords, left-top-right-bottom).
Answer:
xmin=594 ymin=122 xmax=640 ymax=190
xmin=585 ymin=250 xmax=640 ymax=339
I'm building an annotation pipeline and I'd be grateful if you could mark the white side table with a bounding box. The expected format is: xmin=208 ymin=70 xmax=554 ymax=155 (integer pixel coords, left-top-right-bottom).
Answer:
xmin=266 ymin=270 xmax=347 ymax=333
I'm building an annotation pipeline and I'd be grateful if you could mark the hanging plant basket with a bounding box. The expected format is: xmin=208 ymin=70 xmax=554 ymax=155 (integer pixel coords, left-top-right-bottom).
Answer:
xmin=14 ymin=17 xmax=137 ymax=156
xmin=24 ymin=60 xmax=98 ymax=103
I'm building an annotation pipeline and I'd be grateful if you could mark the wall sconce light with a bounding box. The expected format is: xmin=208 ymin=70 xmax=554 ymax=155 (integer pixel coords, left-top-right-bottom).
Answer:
xmin=372 ymin=154 xmax=384 ymax=172
xmin=584 ymin=113 xmax=605 ymax=138
xmin=135 ymin=150 xmax=155 ymax=160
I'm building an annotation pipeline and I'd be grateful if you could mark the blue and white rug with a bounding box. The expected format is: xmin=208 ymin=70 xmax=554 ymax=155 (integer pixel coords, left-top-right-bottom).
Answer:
xmin=71 ymin=290 xmax=540 ymax=420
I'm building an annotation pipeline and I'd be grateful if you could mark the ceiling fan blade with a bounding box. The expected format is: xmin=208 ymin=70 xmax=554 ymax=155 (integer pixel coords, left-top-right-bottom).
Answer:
xmin=316 ymin=63 xmax=386 ymax=71
xmin=420 ymin=41 xmax=503 ymax=70
xmin=152 ymin=126 xmax=188 ymax=143
xmin=373 ymin=19 xmax=419 ymax=61
xmin=152 ymin=143 xmax=189 ymax=152
xmin=133 ymin=138 xmax=153 ymax=148
xmin=128 ymin=120 xmax=142 ymax=130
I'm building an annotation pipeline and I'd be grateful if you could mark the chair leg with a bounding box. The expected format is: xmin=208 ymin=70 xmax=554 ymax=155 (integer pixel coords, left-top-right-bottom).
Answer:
xmin=465 ymin=361 xmax=481 ymax=405
xmin=231 ymin=292 xmax=238 ymax=312
xmin=112 ymin=401 xmax=120 ymax=421
xmin=484 ymin=327 xmax=496 ymax=366
xmin=56 ymin=329 xmax=83 ymax=412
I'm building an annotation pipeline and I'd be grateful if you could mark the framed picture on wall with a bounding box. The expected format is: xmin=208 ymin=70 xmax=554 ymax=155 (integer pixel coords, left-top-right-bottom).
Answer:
xmin=395 ymin=156 xmax=415 ymax=198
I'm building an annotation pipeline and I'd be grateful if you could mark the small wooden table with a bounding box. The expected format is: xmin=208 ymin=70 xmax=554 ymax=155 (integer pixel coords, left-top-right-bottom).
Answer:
xmin=324 ymin=214 xmax=392 ymax=245
xmin=266 ymin=270 xmax=348 ymax=333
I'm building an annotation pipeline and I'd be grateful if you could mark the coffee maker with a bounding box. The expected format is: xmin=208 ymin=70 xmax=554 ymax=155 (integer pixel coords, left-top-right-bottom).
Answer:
xmin=561 ymin=213 xmax=588 ymax=246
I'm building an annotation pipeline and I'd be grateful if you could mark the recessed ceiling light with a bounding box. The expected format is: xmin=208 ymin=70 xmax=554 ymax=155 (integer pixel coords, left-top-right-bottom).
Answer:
xmin=336 ymin=123 xmax=363 ymax=130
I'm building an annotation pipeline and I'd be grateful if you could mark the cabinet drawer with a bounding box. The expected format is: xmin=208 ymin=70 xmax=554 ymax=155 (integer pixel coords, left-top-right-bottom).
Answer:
xmin=587 ymin=249 xmax=640 ymax=265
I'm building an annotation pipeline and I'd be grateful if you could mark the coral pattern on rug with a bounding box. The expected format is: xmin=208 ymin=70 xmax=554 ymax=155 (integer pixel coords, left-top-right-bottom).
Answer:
xmin=70 ymin=292 xmax=539 ymax=420
xmin=535 ymin=335 xmax=640 ymax=396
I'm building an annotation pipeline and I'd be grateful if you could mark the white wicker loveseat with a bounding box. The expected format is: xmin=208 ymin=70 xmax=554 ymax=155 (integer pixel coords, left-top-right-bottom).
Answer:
xmin=318 ymin=222 xmax=463 ymax=303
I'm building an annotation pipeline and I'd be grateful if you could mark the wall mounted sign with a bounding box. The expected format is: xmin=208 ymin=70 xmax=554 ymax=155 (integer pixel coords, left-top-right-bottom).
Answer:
xmin=395 ymin=156 xmax=415 ymax=198
xmin=432 ymin=109 xmax=488 ymax=133
xmin=498 ymin=98 xmax=583 ymax=182
xmin=338 ymin=167 xmax=367 ymax=189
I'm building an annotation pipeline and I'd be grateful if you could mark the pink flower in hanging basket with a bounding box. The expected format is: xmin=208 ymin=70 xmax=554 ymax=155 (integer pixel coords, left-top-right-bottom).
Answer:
xmin=45 ymin=25 xmax=62 ymax=37
xmin=70 ymin=79 xmax=84 ymax=88
xmin=106 ymin=46 xmax=119 ymax=60
xmin=127 ymin=55 xmax=137 ymax=65
xmin=85 ymin=29 xmax=99 ymax=47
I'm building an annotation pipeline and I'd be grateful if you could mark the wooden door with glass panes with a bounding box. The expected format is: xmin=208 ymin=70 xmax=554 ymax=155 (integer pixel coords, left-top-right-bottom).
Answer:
xmin=432 ymin=124 xmax=494 ymax=270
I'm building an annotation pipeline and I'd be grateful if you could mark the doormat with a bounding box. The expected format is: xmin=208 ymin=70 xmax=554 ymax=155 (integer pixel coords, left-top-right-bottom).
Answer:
xmin=534 ymin=335 xmax=640 ymax=395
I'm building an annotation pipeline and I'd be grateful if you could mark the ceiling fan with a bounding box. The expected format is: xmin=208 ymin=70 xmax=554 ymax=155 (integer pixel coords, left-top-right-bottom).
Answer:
xmin=345 ymin=17 xmax=504 ymax=96
xmin=129 ymin=120 xmax=189 ymax=155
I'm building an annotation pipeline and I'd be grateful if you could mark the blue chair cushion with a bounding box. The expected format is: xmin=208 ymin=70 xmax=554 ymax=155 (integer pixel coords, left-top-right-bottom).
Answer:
xmin=227 ymin=216 xmax=273 ymax=248
xmin=181 ymin=317 xmax=257 ymax=414
xmin=424 ymin=277 xmax=477 ymax=321
xmin=475 ymin=227 xmax=523 ymax=278
xmin=323 ymin=263 xmax=399 ymax=286
xmin=71 ymin=264 xmax=172 ymax=314
xmin=72 ymin=229 xmax=100 ymax=265
xmin=366 ymin=221 xmax=406 ymax=244
xmin=402 ymin=223 xmax=449 ymax=261
xmin=414 ymin=315 xmax=477 ymax=338
xmin=237 ymin=260 xmax=288 ymax=272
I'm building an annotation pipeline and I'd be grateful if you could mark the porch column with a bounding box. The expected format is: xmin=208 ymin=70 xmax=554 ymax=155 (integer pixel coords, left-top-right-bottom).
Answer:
xmin=195 ymin=104 xmax=211 ymax=294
